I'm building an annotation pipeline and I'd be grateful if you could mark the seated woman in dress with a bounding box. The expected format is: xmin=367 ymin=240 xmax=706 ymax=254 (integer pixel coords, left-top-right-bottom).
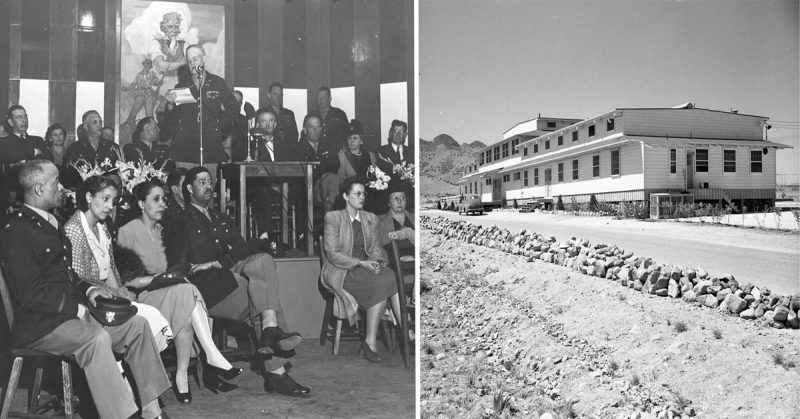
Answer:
xmin=322 ymin=177 xmax=401 ymax=363
xmin=320 ymin=119 xmax=382 ymax=214
xmin=64 ymin=176 xmax=241 ymax=404
xmin=379 ymin=179 xmax=415 ymax=251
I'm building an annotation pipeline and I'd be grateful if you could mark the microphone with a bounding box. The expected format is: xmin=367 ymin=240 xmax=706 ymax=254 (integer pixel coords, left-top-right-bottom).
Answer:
xmin=195 ymin=65 xmax=205 ymax=74
xmin=244 ymin=102 xmax=256 ymax=119
xmin=249 ymin=127 xmax=266 ymax=138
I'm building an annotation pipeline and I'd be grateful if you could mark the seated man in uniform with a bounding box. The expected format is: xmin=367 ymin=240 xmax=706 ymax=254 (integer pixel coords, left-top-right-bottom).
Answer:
xmin=0 ymin=160 xmax=171 ymax=419
xmin=175 ymin=166 xmax=311 ymax=397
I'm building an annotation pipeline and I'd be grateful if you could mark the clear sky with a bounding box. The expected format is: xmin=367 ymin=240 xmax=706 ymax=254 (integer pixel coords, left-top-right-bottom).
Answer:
xmin=420 ymin=0 xmax=799 ymax=177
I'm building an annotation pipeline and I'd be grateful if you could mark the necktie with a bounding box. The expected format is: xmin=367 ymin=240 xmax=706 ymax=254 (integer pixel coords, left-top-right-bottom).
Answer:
xmin=395 ymin=145 xmax=402 ymax=161
xmin=202 ymin=207 xmax=211 ymax=221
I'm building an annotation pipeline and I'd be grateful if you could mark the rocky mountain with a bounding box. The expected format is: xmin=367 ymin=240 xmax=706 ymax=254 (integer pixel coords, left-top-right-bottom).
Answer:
xmin=419 ymin=134 xmax=487 ymax=202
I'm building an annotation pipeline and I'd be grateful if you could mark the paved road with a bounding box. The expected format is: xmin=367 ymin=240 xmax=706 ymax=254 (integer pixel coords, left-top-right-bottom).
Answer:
xmin=425 ymin=210 xmax=800 ymax=295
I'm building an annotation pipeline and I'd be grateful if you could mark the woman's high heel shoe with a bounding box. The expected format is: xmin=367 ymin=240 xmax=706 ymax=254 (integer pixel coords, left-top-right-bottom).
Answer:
xmin=172 ymin=383 xmax=192 ymax=404
xmin=358 ymin=341 xmax=382 ymax=363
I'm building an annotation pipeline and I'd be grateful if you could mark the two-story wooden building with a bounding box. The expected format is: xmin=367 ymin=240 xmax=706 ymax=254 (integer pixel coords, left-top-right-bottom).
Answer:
xmin=459 ymin=104 xmax=790 ymax=208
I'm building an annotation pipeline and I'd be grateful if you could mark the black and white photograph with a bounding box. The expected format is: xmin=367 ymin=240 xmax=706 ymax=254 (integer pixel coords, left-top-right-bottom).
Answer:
xmin=419 ymin=0 xmax=799 ymax=418
xmin=0 ymin=0 xmax=415 ymax=418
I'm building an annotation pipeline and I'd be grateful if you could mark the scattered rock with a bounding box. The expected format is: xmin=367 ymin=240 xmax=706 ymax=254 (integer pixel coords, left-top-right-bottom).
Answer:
xmin=774 ymin=306 xmax=790 ymax=322
xmin=739 ymin=308 xmax=755 ymax=320
xmin=728 ymin=295 xmax=748 ymax=314
xmin=787 ymin=310 xmax=800 ymax=329
xmin=703 ymin=295 xmax=718 ymax=308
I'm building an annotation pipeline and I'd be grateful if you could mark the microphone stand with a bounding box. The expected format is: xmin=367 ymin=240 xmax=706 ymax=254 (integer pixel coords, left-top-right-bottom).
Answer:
xmin=196 ymin=68 xmax=204 ymax=166
xmin=245 ymin=129 xmax=255 ymax=162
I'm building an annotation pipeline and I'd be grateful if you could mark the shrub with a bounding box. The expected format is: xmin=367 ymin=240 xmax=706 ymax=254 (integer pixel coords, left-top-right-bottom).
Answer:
xmin=674 ymin=321 xmax=688 ymax=333
xmin=597 ymin=201 xmax=615 ymax=215
xmin=556 ymin=195 xmax=564 ymax=211
xmin=513 ymin=198 xmax=518 ymax=209
xmin=437 ymin=201 xmax=442 ymax=210
xmin=589 ymin=194 xmax=598 ymax=211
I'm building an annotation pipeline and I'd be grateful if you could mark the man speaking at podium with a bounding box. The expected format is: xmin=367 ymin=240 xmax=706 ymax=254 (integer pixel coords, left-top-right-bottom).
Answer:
xmin=164 ymin=44 xmax=238 ymax=175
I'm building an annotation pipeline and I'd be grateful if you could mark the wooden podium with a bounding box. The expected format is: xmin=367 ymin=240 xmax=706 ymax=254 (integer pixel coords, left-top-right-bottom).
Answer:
xmin=219 ymin=162 xmax=318 ymax=255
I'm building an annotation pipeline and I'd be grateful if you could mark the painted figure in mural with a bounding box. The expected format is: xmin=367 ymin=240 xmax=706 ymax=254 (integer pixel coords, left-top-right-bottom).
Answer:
xmin=148 ymin=11 xmax=187 ymax=114
xmin=121 ymin=58 xmax=162 ymax=127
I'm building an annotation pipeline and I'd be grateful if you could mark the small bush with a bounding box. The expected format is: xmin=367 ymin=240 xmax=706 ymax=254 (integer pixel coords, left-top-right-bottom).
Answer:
xmin=669 ymin=388 xmax=691 ymax=410
xmin=589 ymin=194 xmax=598 ymax=211
xmin=773 ymin=352 xmax=797 ymax=370
xmin=513 ymin=198 xmax=518 ymax=209
xmin=608 ymin=360 xmax=619 ymax=375
xmin=554 ymin=401 xmax=578 ymax=419
xmin=556 ymin=195 xmax=564 ymax=211
xmin=713 ymin=329 xmax=723 ymax=340
xmin=630 ymin=373 xmax=641 ymax=387
xmin=492 ymin=390 xmax=512 ymax=418
xmin=674 ymin=321 xmax=688 ymax=333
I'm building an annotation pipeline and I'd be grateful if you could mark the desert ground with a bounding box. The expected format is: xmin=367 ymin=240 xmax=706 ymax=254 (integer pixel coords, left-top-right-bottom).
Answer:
xmin=427 ymin=210 xmax=799 ymax=295
xmin=420 ymin=218 xmax=800 ymax=418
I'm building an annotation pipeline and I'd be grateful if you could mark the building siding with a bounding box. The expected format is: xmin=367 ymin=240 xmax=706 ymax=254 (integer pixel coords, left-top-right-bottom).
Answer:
xmin=504 ymin=142 xmax=644 ymax=200
xmin=689 ymin=145 xmax=777 ymax=189
xmin=623 ymin=109 xmax=765 ymax=141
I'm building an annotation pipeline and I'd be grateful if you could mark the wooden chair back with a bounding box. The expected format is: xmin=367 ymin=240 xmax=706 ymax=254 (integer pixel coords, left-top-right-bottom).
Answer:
xmin=0 ymin=265 xmax=15 ymax=332
xmin=388 ymin=238 xmax=411 ymax=368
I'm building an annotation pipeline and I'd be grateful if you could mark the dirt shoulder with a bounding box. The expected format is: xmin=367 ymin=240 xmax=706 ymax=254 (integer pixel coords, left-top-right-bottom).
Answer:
xmin=420 ymin=228 xmax=800 ymax=418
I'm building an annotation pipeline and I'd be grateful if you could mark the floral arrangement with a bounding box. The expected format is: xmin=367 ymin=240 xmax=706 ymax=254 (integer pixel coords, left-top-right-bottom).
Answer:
xmin=68 ymin=156 xmax=118 ymax=180
xmin=115 ymin=159 xmax=169 ymax=194
xmin=68 ymin=152 xmax=169 ymax=210
xmin=366 ymin=165 xmax=391 ymax=190
xmin=394 ymin=162 xmax=415 ymax=186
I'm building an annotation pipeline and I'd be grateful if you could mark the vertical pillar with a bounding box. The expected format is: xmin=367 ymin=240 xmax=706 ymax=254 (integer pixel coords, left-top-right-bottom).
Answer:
xmin=258 ymin=0 xmax=284 ymax=107
xmin=103 ymin=0 xmax=118 ymax=133
xmin=305 ymin=0 xmax=330 ymax=112
xmin=353 ymin=0 xmax=380 ymax=151
xmin=50 ymin=0 xmax=78 ymax=137
xmin=405 ymin=0 xmax=414 ymax=144
xmin=0 ymin=0 xmax=11 ymax=108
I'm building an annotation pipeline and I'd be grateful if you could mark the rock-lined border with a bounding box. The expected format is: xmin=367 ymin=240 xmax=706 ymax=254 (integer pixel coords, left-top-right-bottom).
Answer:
xmin=422 ymin=215 xmax=800 ymax=330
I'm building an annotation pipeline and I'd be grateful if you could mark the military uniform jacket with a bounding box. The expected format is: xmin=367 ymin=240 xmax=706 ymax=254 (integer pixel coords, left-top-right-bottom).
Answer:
xmin=122 ymin=139 xmax=175 ymax=173
xmin=308 ymin=107 xmax=348 ymax=152
xmin=177 ymin=204 xmax=267 ymax=270
xmin=0 ymin=206 xmax=91 ymax=347
xmin=165 ymin=72 xmax=238 ymax=164
xmin=62 ymin=138 xmax=122 ymax=189
xmin=271 ymin=106 xmax=299 ymax=145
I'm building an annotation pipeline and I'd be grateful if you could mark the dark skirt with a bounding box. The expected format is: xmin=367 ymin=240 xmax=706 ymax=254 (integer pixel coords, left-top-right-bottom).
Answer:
xmin=343 ymin=266 xmax=397 ymax=308
xmin=187 ymin=267 xmax=238 ymax=309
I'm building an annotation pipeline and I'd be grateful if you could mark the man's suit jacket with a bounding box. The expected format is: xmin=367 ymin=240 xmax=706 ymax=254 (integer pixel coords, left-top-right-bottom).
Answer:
xmin=292 ymin=140 xmax=340 ymax=178
xmin=0 ymin=206 xmax=91 ymax=347
xmin=377 ymin=143 xmax=414 ymax=175
xmin=0 ymin=134 xmax=53 ymax=164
